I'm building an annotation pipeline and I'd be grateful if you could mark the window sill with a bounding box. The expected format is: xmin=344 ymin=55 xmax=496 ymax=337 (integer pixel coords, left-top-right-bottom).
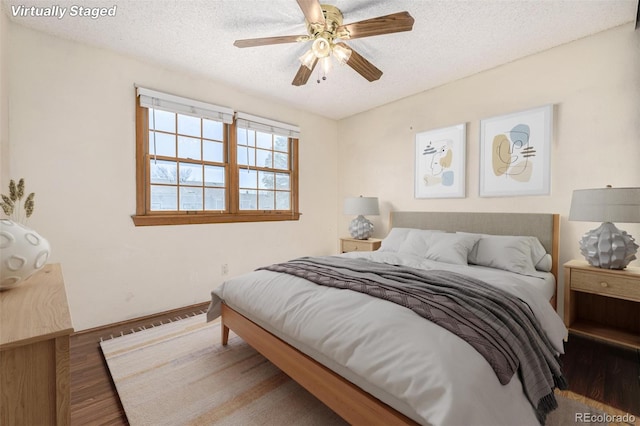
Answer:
xmin=131 ymin=212 xmax=301 ymax=226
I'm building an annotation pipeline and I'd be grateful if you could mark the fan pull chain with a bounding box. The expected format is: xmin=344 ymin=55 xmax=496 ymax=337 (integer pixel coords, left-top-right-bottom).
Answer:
xmin=316 ymin=66 xmax=327 ymax=84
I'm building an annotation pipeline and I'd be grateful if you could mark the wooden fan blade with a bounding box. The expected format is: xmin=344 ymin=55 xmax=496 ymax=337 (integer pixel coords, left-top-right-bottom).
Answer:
xmin=296 ymin=0 xmax=325 ymax=26
xmin=292 ymin=58 xmax=318 ymax=86
xmin=337 ymin=11 xmax=415 ymax=40
xmin=336 ymin=42 xmax=383 ymax=82
xmin=234 ymin=35 xmax=307 ymax=48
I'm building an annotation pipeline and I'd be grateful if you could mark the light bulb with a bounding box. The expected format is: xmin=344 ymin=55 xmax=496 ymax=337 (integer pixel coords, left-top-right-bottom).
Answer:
xmin=321 ymin=56 xmax=333 ymax=75
xmin=299 ymin=49 xmax=316 ymax=70
xmin=332 ymin=43 xmax=352 ymax=64
xmin=311 ymin=37 xmax=331 ymax=58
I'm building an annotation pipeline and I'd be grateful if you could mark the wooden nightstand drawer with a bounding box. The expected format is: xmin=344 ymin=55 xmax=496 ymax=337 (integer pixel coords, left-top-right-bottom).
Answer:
xmin=340 ymin=238 xmax=382 ymax=253
xmin=571 ymin=270 xmax=640 ymax=302
xmin=342 ymin=240 xmax=364 ymax=252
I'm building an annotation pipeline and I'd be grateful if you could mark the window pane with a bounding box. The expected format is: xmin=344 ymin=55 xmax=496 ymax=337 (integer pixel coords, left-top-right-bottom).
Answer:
xmin=237 ymin=146 xmax=255 ymax=166
xmin=204 ymin=165 xmax=225 ymax=187
xmin=203 ymin=140 xmax=223 ymax=163
xmin=274 ymin=152 xmax=289 ymax=170
xmin=274 ymin=136 xmax=289 ymax=152
xmin=275 ymin=173 xmax=290 ymax=190
xmin=151 ymin=160 xmax=177 ymax=184
xmin=256 ymin=132 xmax=272 ymax=149
xmin=276 ymin=191 xmax=290 ymax=210
xmin=180 ymin=187 xmax=203 ymax=210
xmin=150 ymin=185 xmax=177 ymax=210
xmin=258 ymin=171 xmax=274 ymax=189
xmin=205 ymin=188 xmax=225 ymax=210
xmin=178 ymin=136 xmax=201 ymax=160
xmin=258 ymin=190 xmax=274 ymax=210
xmin=203 ymin=119 xmax=223 ymax=141
xmin=239 ymin=169 xmax=257 ymax=189
xmin=257 ymin=149 xmax=271 ymax=168
xmin=179 ymin=163 xmax=203 ymax=185
xmin=239 ymin=189 xmax=257 ymax=210
xmin=149 ymin=131 xmax=176 ymax=157
xmin=177 ymin=114 xmax=200 ymax=137
xmin=237 ymin=128 xmax=255 ymax=146
xmin=149 ymin=109 xmax=175 ymax=133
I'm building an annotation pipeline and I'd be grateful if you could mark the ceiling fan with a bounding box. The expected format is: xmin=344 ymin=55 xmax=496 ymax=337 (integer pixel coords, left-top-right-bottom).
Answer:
xmin=233 ymin=0 xmax=415 ymax=86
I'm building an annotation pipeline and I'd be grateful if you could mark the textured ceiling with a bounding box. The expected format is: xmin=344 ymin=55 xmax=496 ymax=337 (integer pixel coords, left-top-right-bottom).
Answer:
xmin=2 ymin=0 xmax=637 ymax=119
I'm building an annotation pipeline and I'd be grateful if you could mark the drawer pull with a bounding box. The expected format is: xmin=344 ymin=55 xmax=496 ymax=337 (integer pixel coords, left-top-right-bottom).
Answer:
xmin=600 ymin=282 xmax=609 ymax=288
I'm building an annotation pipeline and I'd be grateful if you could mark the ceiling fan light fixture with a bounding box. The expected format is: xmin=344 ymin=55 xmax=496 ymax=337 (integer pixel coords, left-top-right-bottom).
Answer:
xmin=321 ymin=56 xmax=333 ymax=75
xmin=299 ymin=48 xmax=316 ymax=69
xmin=311 ymin=37 xmax=331 ymax=58
xmin=332 ymin=43 xmax=351 ymax=64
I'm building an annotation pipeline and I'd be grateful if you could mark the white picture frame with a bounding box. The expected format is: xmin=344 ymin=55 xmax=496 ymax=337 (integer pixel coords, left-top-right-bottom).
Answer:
xmin=415 ymin=123 xmax=466 ymax=199
xmin=479 ymin=105 xmax=553 ymax=197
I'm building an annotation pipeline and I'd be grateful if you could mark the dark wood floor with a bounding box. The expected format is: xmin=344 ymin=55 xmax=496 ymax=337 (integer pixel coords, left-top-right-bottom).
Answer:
xmin=560 ymin=333 xmax=640 ymax=416
xmin=70 ymin=310 xmax=640 ymax=425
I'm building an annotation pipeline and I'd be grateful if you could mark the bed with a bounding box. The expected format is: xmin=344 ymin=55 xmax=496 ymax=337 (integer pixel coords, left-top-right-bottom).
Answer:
xmin=207 ymin=211 xmax=566 ymax=425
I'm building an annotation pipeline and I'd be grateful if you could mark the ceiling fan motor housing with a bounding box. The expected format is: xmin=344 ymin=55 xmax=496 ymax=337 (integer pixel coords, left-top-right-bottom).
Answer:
xmin=306 ymin=4 xmax=345 ymax=42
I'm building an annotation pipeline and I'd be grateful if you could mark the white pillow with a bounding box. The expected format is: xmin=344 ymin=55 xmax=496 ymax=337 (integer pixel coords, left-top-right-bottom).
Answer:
xmin=535 ymin=254 xmax=552 ymax=272
xmin=397 ymin=229 xmax=442 ymax=256
xmin=476 ymin=236 xmax=535 ymax=275
xmin=528 ymin=238 xmax=552 ymax=272
xmin=424 ymin=233 xmax=480 ymax=265
xmin=379 ymin=228 xmax=413 ymax=252
xmin=461 ymin=233 xmax=552 ymax=273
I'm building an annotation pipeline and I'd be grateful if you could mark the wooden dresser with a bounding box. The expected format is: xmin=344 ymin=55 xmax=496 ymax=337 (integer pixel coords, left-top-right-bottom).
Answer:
xmin=0 ymin=264 xmax=74 ymax=425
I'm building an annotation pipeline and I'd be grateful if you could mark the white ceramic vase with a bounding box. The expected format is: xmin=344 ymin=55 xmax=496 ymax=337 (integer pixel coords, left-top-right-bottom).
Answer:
xmin=0 ymin=219 xmax=51 ymax=290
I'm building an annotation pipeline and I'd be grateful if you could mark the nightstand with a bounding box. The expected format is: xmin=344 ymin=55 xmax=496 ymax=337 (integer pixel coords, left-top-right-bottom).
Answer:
xmin=340 ymin=237 xmax=382 ymax=253
xmin=564 ymin=259 xmax=640 ymax=349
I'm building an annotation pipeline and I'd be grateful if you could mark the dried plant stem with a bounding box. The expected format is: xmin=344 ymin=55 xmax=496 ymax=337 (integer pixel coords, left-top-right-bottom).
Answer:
xmin=1 ymin=179 xmax=35 ymax=224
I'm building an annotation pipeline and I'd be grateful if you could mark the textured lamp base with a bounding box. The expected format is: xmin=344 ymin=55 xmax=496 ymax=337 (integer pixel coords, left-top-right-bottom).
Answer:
xmin=349 ymin=215 xmax=374 ymax=240
xmin=579 ymin=222 xmax=638 ymax=270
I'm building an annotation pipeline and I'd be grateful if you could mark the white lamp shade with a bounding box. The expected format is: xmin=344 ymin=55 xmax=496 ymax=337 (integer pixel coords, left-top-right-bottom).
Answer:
xmin=344 ymin=197 xmax=379 ymax=216
xmin=569 ymin=187 xmax=640 ymax=223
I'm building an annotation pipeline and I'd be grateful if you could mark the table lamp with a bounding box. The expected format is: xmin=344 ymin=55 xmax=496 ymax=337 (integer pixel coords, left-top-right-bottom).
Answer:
xmin=344 ymin=196 xmax=379 ymax=240
xmin=568 ymin=186 xmax=640 ymax=269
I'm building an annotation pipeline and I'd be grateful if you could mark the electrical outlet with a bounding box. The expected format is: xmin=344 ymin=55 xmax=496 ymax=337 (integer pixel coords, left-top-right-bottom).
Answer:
xmin=221 ymin=264 xmax=229 ymax=276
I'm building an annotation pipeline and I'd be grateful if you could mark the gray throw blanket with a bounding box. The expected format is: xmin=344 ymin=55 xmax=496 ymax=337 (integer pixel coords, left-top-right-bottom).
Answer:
xmin=259 ymin=256 xmax=567 ymax=424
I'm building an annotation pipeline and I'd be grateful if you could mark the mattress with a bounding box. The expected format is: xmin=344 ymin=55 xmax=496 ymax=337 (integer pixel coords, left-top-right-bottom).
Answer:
xmin=207 ymin=252 xmax=567 ymax=425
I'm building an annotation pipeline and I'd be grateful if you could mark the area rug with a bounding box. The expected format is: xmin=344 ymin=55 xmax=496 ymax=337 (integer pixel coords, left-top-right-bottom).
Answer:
xmin=101 ymin=314 xmax=637 ymax=426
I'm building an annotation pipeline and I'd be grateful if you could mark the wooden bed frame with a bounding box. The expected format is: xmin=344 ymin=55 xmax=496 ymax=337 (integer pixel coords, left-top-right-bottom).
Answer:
xmin=220 ymin=211 xmax=560 ymax=425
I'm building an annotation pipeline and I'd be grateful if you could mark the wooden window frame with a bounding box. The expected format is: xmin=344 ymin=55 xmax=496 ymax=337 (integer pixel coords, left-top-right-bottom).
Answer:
xmin=132 ymin=102 xmax=300 ymax=226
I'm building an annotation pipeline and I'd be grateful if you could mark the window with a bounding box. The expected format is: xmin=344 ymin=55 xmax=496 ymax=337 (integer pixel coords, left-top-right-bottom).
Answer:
xmin=133 ymin=88 xmax=300 ymax=226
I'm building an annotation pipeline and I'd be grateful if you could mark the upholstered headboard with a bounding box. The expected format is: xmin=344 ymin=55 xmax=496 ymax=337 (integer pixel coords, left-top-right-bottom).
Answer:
xmin=389 ymin=211 xmax=560 ymax=306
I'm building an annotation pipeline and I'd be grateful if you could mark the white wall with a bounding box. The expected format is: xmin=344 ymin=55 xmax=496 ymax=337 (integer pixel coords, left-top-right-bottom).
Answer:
xmin=338 ymin=23 xmax=640 ymax=313
xmin=6 ymin=23 xmax=339 ymax=330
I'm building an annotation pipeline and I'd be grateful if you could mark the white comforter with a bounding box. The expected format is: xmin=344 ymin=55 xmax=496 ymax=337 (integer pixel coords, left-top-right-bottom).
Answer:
xmin=208 ymin=252 xmax=568 ymax=426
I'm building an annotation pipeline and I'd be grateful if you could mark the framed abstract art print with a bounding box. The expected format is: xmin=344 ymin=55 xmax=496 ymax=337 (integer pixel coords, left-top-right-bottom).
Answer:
xmin=479 ymin=105 xmax=552 ymax=197
xmin=415 ymin=123 xmax=466 ymax=199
